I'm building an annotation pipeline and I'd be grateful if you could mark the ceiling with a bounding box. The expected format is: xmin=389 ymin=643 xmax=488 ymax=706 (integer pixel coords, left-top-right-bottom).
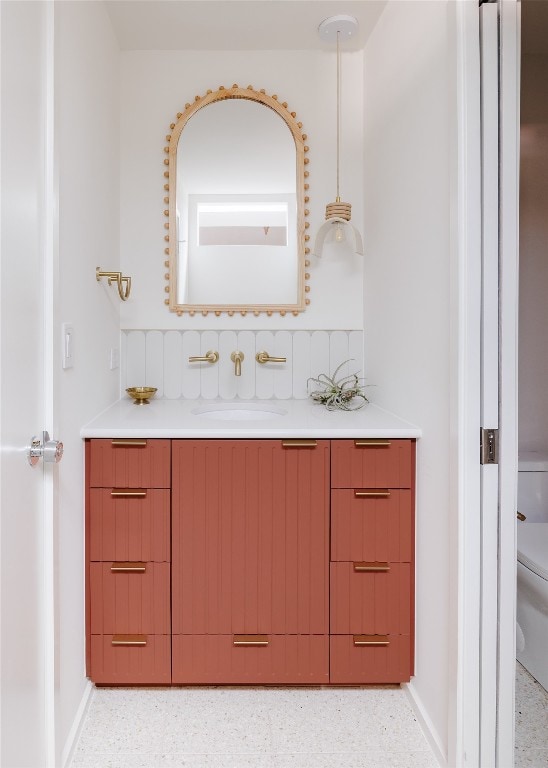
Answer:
xmin=104 ymin=0 xmax=387 ymax=51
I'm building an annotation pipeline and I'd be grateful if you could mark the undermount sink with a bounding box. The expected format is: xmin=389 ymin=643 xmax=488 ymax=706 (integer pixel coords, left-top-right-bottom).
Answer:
xmin=191 ymin=403 xmax=287 ymax=421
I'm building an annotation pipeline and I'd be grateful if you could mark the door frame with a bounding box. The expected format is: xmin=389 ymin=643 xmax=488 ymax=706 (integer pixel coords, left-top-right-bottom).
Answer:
xmin=455 ymin=1 xmax=520 ymax=766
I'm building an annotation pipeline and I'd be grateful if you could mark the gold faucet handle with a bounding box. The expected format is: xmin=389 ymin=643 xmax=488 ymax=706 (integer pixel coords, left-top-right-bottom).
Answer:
xmin=255 ymin=350 xmax=287 ymax=364
xmin=188 ymin=350 xmax=219 ymax=364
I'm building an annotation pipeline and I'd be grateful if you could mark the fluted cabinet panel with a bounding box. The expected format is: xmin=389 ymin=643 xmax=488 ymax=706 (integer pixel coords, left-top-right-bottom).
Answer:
xmin=172 ymin=634 xmax=329 ymax=684
xmin=330 ymin=562 xmax=411 ymax=635
xmin=89 ymin=489 xmax=170 ymax=563
xmin=171 ymin=440 xmax=330 ymax=637
xmin=88 ymin=439 xmax=171 ymax=488
xmin=330 ymin=634 xmax=411 ymax=684
xmin=331 ymin=439 xmax=413 ymax=489
xmin=330 ymin=490 xmax=413 ymax=563
xmin=89 ymin=562 xmax=170 ymax=635
xmin=90 ymin=635 xmax=171 ymax=685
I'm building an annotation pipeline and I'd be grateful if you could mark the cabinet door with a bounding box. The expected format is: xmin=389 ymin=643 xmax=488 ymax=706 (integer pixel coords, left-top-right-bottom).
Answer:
xmin=172 ymin=440 xmax=329 ymax=636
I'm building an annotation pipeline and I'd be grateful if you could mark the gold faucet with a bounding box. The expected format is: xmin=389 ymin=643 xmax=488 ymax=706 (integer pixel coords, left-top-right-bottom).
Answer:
xmin=230 ymin=351 xmax=244 ymax=376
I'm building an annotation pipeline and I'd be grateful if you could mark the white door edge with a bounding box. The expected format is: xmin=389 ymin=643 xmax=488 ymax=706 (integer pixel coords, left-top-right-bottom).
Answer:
xmin=497 ymin=0 xmax=520 ymax=763
xmin=42 ymin=2 xmax=57 ymax=765
xmin=479 ymin=5 xmax=500 ymax=766
xmin=453 ymin=1 xmax=483 ymax=764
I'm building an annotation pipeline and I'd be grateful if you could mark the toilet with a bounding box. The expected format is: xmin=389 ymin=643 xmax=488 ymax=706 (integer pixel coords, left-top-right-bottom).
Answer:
xmin=517 ymin=452 xmax=548 ymax=691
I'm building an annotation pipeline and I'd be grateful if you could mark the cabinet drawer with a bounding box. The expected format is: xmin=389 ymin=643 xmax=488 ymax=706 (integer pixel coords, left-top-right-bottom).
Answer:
xmin=172 ymin=635 xmax=329 ymax=684
xmin=88 ymin=439 xmax=170 ymax=488
xmin=89 ymin=488 xmax=170 ymax=562
xmin=89 ymin=562 xmax=170 ymax=635
xmin=330 ymin=562 xmax=411 ymax=635
xmin=331 ymin=439 xmax=413 ymax=489
xmin=330 ymin=634 xmax=411 ymax=684
xmin=331 ymin=489 xmax=412 ymax=562
xmin=90 ymin=634 xmax=171 ymax=684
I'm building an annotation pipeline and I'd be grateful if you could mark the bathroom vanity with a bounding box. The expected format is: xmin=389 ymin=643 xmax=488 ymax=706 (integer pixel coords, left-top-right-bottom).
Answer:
xmin=82 ymin=399 xmax=419 ymax=686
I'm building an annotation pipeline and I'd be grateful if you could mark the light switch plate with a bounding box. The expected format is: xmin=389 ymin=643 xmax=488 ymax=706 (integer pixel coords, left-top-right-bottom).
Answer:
xmin=109 ymin=348 xmax=120 ymax=370
xmin=62 ymin=323 xmax=74 ymax=369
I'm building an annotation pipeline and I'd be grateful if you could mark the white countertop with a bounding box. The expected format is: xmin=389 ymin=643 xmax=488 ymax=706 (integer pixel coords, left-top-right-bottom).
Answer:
xmin=81 ymin=398 xmax=421 ymax=439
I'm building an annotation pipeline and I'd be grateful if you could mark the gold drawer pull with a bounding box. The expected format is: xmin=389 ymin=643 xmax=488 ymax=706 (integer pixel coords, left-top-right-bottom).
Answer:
xmin=110 ymin=488 xmax=147 ymax=498
xmin=353 ymin=562 xmax=390 ymax=573
xmin=233 ymin=635 xmax=269 ymax=647
xmin=111 ymin=439 xmax=147 ymax=447
xmin=353 ymin=635 xmax=390 ymax=647
xmin=281 ymin=440 xmax=317 ymax=448
xmin=110 ymin=562 xmax=146 ymax=574
xmin=354 ymin=489 xmax=391 ymax=498
xmin=354 ymin=440 xmax=391 ymax=447
xmin=111 ymin=635 xmax=147 ymax=647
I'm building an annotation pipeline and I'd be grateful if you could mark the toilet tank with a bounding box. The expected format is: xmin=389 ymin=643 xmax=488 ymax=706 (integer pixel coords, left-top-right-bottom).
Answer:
xmin=518 ymin=452 xmax=548 ymax=523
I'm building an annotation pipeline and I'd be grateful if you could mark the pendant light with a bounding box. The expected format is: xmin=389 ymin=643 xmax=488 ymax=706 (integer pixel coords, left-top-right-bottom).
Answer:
xmin=314 ymin=15 xmax=364 ymax=257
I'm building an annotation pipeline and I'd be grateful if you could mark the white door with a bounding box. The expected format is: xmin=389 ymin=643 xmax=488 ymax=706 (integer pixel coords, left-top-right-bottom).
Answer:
xmin=0 ymin=2 xmax=57 ymax=766
xmin=497 ymin=0 xmax=520 ymax=764
xmin=478 ymin=2 xmax=520 ymax=766
xmin=479 ymin=6 xmax=500 ymax=766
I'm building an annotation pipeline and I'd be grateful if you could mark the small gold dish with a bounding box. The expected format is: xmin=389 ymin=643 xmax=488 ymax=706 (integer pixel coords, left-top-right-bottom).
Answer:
xmin=126 ymin=387 xmax=157 ymax=405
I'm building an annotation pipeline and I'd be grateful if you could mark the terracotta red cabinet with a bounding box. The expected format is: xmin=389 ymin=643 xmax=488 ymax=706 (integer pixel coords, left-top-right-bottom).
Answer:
xmin=171 ymin=439 xmax=330 ymax=684
xmin=86 ymin=437 xmax=415 ymax=685
xmin=86 ymin=438 xmax=171 ymax=684
xmin=329 ymin=439 xmax=415 ymax=684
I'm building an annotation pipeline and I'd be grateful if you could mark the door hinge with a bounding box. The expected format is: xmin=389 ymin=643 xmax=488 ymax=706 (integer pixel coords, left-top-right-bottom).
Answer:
xmin=480 ymin=427 xmax=499 ymax=465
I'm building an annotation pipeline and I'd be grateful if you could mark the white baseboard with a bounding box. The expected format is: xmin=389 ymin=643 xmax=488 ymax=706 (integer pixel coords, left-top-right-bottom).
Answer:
xmin=404 ymin=680 xmax=447 ymax=767
xmin=61 ymin=680 xmax=94 ymax=768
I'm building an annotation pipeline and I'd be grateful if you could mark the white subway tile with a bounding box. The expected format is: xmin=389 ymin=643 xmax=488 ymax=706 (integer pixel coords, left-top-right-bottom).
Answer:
xmin=310 ymin=331 xmax=330 ymax=388
xmin=181 ymin=331 xmax=201 ymax=399
xmin=163 ymin=331 xmax=183 ymax=399
xmin=329 ymin=331 xmax=350 ymax=381
xmin=273 ymin=331 xmax=292 ymax=399
xmin=145 ymin=331 xmax=164 ymax=397
xmin=255 ymin=331 xmax=275 ymax=399
xmin=125 ymin=331 xmax=146 ymax=387
xmin=218 ymin=330 xmax=238 ymax=399
xmin=292 ymin=331 xmax=311 ymax=399
xmin=199 ymin=331 xmax=220 ymax=400
xmin=236 ymin=331 xmax=256 ymax=400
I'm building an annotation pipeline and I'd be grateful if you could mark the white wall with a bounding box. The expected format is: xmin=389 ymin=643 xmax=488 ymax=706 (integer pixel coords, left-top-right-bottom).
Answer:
xmin=518 ymin=53 xmax=548 ymax=452
xmin=363 ymin=2 xmax=455 ymax=760
xmin=119 ymin=49 xmax=364 ymax=330
xmin=54 ymin=3 xmax=120 ymax=762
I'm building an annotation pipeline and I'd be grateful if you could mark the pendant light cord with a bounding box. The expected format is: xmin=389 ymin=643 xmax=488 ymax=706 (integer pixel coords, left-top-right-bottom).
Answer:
xmin=336 ymin=30 xmax=340 ymax=202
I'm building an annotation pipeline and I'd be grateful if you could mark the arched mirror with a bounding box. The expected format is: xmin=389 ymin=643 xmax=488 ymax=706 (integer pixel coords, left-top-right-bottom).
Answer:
xmin=163 ymin=86 xmax=310 ymax=316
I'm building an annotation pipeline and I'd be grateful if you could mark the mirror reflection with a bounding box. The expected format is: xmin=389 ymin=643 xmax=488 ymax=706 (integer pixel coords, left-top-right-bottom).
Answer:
xmin=166 ymin=88 xmax=308 ymax=315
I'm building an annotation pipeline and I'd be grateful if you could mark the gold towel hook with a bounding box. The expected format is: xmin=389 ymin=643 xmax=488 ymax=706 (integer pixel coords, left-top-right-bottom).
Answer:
xmin=96 ymin=267 xmax=132 ymax=301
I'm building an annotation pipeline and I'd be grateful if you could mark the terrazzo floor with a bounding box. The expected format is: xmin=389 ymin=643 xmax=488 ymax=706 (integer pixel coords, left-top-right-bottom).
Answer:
xmin=515 ymin=662 xmax=548 ymax=767
xmin=69 ymin=686 xmax=439 ymax=768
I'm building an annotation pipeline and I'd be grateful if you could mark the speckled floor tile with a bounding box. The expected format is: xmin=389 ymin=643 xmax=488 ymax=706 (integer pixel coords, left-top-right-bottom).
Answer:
xmin=516 ymin=663 xmax=548 ymax=752
xmin=69 ymin=686 xmax=438 ymax=767
xmin=514 ymin=748 xmax=548 ymax=767
xmin=271 ymin=750 xmax=439 ymax=767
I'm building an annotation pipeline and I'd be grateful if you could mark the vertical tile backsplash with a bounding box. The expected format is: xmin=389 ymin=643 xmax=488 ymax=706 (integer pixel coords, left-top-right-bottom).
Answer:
xmin=122 ymin=330 xmax=364 ymax=400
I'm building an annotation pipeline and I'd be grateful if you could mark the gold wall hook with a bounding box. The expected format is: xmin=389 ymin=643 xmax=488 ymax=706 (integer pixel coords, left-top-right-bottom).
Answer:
xmin=96 ymin=267 xmax=132 ymax=301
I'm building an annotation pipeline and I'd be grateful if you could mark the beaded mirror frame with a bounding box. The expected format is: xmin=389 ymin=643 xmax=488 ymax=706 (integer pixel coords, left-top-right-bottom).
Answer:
xmin=163 ymin=85 xmax=310 ymax=317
